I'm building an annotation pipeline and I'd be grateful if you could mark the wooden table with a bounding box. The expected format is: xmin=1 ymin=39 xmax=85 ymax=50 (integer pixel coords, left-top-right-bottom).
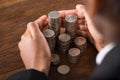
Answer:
xmin=0 ymin=0 xmax=97 ymax=80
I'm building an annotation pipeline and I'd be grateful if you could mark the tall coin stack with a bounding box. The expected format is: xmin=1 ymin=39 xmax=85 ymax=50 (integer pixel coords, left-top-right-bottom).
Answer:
xmin=74 ymin=36 xmax=87 ymax=53
xmin=68 ymin=48 xmax=81 ymax=63
xmin=58 ymin=33 xmax=71 ymax=54
xmin=48 ymin=11 xmax=61 ymax=37
xmin=43 ymin=29 xmax=56 ymax=52
xmin=65 ymin=14 xmax=77 ymax=40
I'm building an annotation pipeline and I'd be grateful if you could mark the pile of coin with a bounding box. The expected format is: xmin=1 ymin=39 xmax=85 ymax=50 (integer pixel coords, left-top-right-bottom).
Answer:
xmin=74 ymin=36 xmax=87 ymax=53
xmin=43 ymin=29 xmax=56 ymax=52
xmin=48 ymin=11 xmax=61 ymax=37
xmin=58 ymin=33 xmax=71 ymax=54
xmin=68 ymin=48 xmax=81 ymax=63
xmin=42 ymin=11 xmax=88 ymax=76
xmin=65 ymin=14 xmax=78 ymax=40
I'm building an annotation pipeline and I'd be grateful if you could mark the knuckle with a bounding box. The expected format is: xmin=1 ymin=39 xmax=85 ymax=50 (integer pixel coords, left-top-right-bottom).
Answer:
xmin=27 ymin=22 xmax=34 ymax=28
xmin=18 ymin=42 xmax=21 ymax=48
xmin=76 ymin=4 xmax=85 ymax=9
xmin=21 ymin=35 xmax=25 ymax=40
xmin=80 ymin=5 xmax=85 ymax=7
xmin=78 ymin=4 xmax=85 ymax=8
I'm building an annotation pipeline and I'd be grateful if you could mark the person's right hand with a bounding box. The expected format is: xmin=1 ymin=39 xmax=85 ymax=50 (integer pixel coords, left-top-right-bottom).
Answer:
xmin=76 ymin=5 xmax=108 ymax=51
xmin=59 ymin=5 xmax=108 ymax=51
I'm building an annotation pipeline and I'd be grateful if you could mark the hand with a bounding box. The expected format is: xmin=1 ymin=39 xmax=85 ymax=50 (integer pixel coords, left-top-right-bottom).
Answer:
xmin=18 ymin=15 xmax=51 ymax=76
xmin=76 ymin=4 xmax=108 ymax=51
xmin=59 ymin=5 xmax=108 ymax=51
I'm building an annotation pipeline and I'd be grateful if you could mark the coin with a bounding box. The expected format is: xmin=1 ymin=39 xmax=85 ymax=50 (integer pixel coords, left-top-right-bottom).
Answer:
xmin=65 ymin=14 xmax=77 ymax=40
xmin=68 ymin=48 xmax=81 ymax=63
xmin=48 ymin=11 xmax=61 ymax=37
xmin=51 ymin=53 xmax=61 ymax=65
xmin=43 ymin=29 xmax=56 ymax=52
xmin=58 ymin=33 xmax=71 ymax=54
xmin=74 ymin=36 xmax=87 ymax=53
xmin=57 ymin=65 xmax=70 ymax=75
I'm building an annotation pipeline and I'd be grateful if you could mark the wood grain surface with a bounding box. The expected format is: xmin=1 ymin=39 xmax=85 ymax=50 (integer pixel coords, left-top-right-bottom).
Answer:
xmin=0 ymin=0 xmax=97 ymax=80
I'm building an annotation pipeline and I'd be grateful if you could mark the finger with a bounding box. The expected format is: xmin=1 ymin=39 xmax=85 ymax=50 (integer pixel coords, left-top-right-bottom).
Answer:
xmin=34 ymin=15 xmax=48 ymax=31
xmin=18 ymin=41 xmax=21 ymax=49
xmin=59 ymin=9 xmax=77 ymax=18
xmin=76 ymin=4 xmax=85 ymax=18
xmin=21 ymin=28 xmax=32 ymax=40
xmin=76 ymin=4 xmax=92 ymax=24
xmin=78 ymin=24 xmax=88 ymax=31
xmin=77 ymin=30 xmax=94 ymax=43
xmin=77 ymin=19 xmax=85 ymax=25
xmin=76 ymin=4 xmax=95 ymax=33
xmin=60 ymin=27 xmax=65 ymax=34
xmin=86 ymin=32 xmax=94 ymax=44
xmin=77 ymin=30 xmax=87 ymax=37
xmin=27 ymin=22 xmax=40 ymax=39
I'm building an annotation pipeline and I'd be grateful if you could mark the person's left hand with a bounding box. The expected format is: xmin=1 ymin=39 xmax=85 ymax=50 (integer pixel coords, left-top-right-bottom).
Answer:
xmin=18 ymin=15 xmax=51 ymax=76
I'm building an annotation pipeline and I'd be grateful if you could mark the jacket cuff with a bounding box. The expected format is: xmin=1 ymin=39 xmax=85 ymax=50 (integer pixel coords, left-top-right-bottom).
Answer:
xmin=7 ymin=69 xmax=48 ymax=80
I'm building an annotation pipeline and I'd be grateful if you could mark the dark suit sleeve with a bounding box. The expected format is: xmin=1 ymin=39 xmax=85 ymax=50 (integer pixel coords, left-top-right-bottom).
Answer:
xmin=7 ymin=69 xmax=48 ymax=80
xmin=89 ymin=44 xmax=120 ymax=80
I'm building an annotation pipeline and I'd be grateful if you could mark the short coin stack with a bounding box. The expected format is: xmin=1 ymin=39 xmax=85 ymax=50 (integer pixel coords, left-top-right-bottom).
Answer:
xmin=74 ymin=37 xmax=87 ymax=53
xmin=58 ymin=33 xmax=71 ymax=54
xmin=51 ymin=53 xmax=61 ymax=65
xmin=68 ymin=48 xmax=81 ymax=63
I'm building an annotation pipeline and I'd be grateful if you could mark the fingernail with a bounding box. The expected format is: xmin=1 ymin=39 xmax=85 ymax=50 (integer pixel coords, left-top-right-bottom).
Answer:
xmin=76 ymin=4 xmax=82 ymax=10
xmin=76 ymin=5 xmax=80 ymax=10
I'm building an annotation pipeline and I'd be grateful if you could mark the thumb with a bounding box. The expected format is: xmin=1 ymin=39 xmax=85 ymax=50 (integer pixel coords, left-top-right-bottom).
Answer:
xmin=76 ymin=4 xmax=90 ymax=21
xmin=76 ymin=4 xmax=86 ymax=19
xmin=76 ymin=4 xmax=95 ymax=32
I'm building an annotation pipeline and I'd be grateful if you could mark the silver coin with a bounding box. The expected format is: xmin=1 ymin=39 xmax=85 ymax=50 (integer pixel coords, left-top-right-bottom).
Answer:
xmin=58 ymin=33 xmax=71 ymax=54
xmin=51 ymin=53 xmax=61 ymax=65
xmin=65 ymin=14 xmax=77 ymax=23
xmin=74 ymin=36 xmax=87 ymax=53
xmin=57 ymin=65 xmax=70 ymax=75
xmin=65 ymin=14 xmax=77 ymax=40
xmin=68 ymin=48 xmax=81 ymax=63
xmin=58 ymin=33 xmax=71 ymax=42
xmin=43 ymin=29 xmax=56 ymax=52
xmin=48 ymin=11 xmax=61 ymax=37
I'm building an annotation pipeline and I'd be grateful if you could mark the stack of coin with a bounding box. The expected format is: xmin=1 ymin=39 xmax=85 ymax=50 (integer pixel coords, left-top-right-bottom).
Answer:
xmin=68 ymin=48 xmax=81 ymax=63
xmin=43 ymin=29 xmax=56 ymax=52
xmin=48 ymin=11 xmax=61 ymax=37
xmin=65 ymin=14 xmax=77 ymax=40
xmin=57 ymin=65 xmax=70 ymax=75
xmin=74 ymin=36 xmax=87 ymax=53
xmin=51 ymin=53 xmax=61 ymax=65
xmin=58 ymin=33 xmax=71 ymax=54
